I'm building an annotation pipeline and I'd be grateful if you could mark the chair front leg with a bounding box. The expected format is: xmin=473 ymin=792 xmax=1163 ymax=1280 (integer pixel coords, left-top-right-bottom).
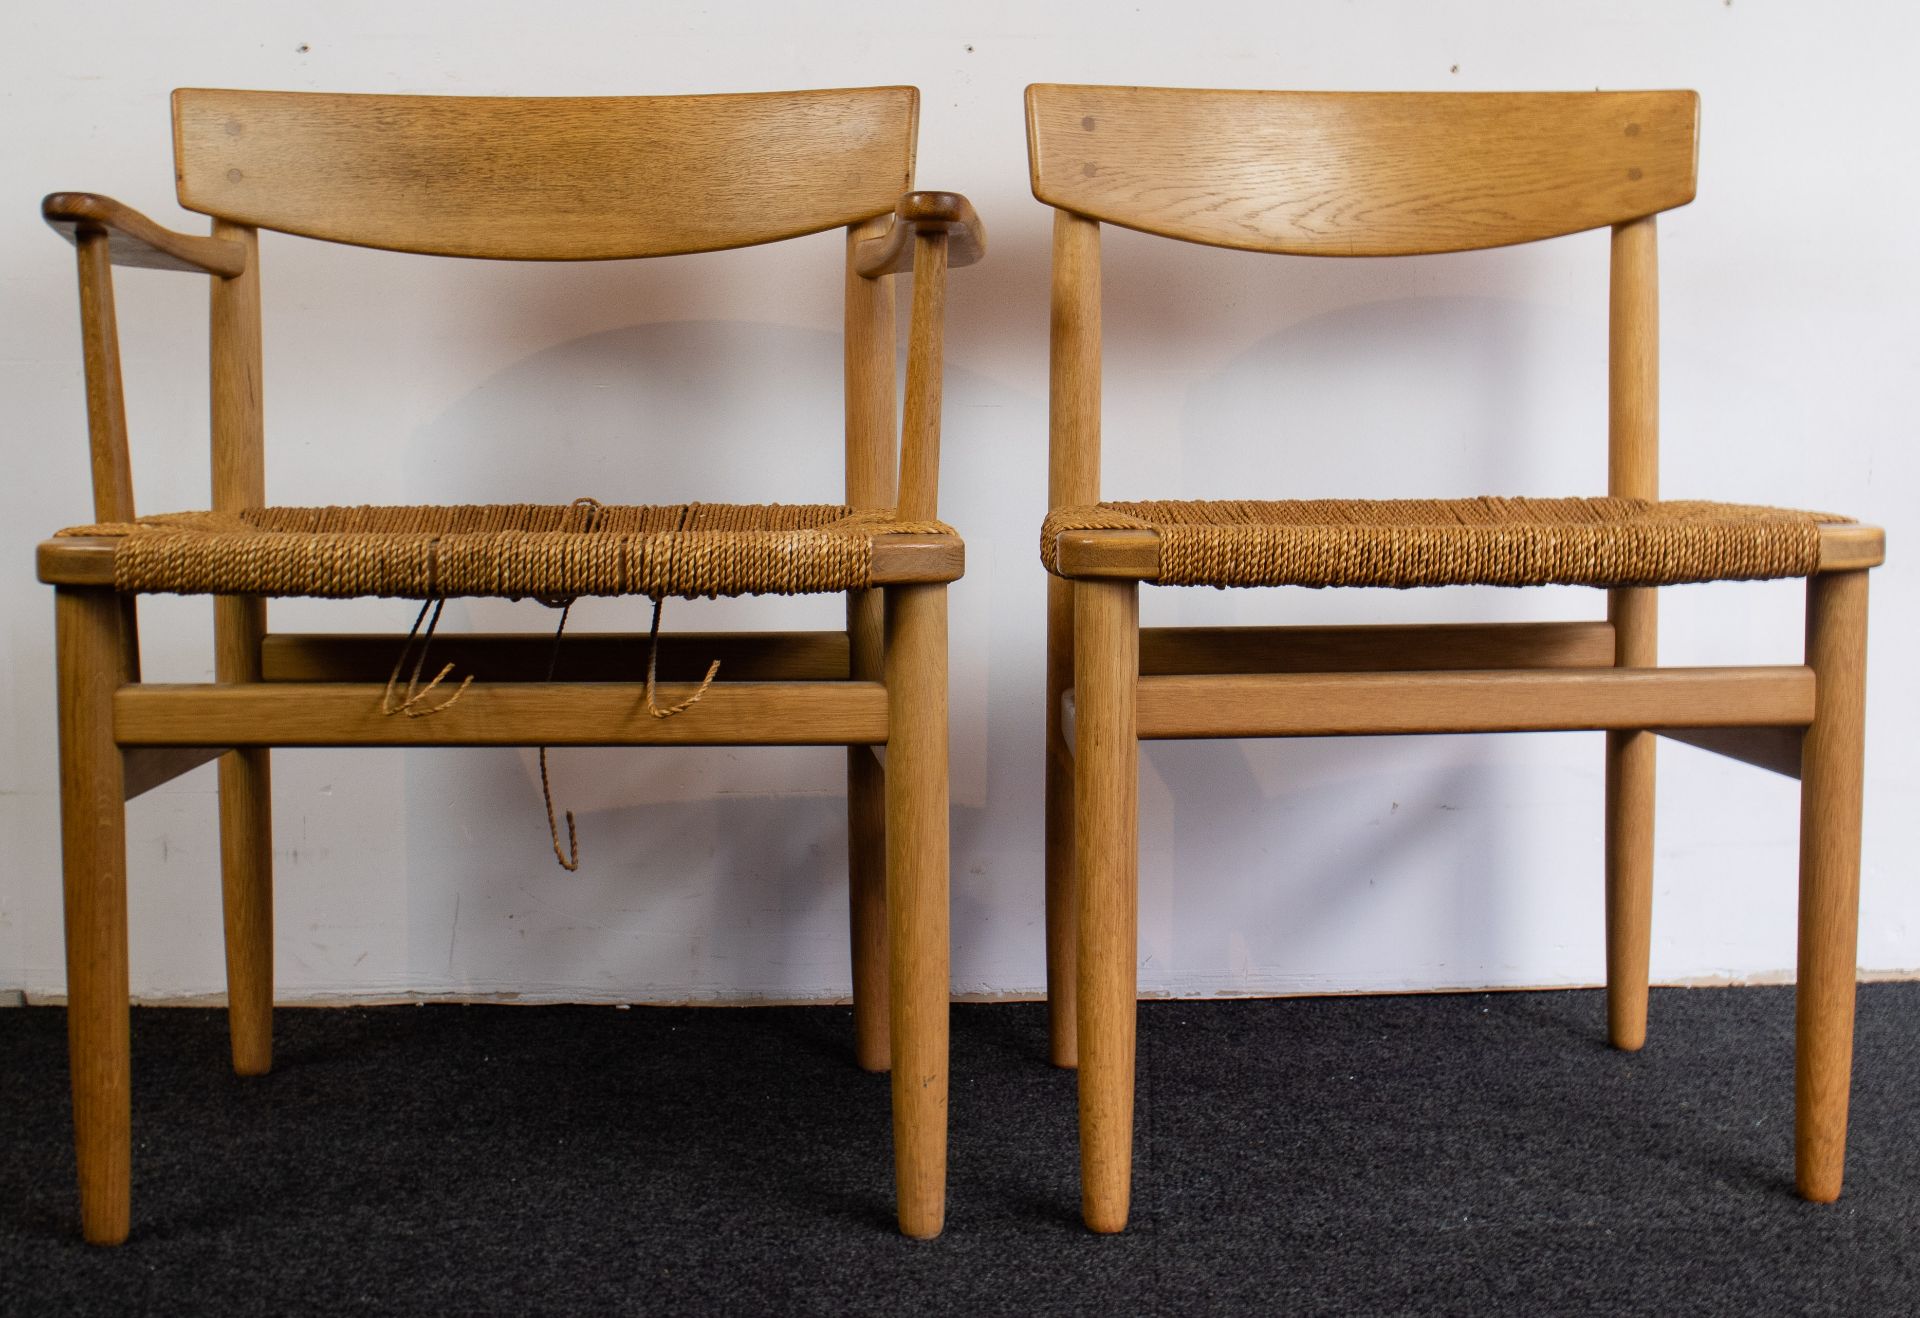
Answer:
xmin=1795 ymin=569 xmax=1868 ymax=1201
xmin=1072 ymin=578 xmax=1138 ymax=1233
xmin=214 ymin=595 xmax=274 ymax=1076
xmin=882 ymin=582 xmax=950 ymax=1238
xmin=55 ymin=586 xmax=132 ymax=1245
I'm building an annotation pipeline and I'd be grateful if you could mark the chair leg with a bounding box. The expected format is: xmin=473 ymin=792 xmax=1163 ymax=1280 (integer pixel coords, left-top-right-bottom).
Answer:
xmin=848 ymin=744 xmax=890 ymax=1072
xmin=217 ymin=749 xmax=273 ymax=1075
xmin=1604 ymin=729 xmax=1655 ymax=1049
xmin=1795 ymin=569 xmax=1868 ymax=1202
xmin=56 ymin=587 xmax=132 ymax=1245
xmin=214 ymin=597 xmax=273 ymax=1076
xmin=1073 ymin=579 xmax=1138 ymax=1233
xmin=883 ymin=583 xmax=950 ymax=1238
xmin=1604 ymin=585 xmax=1657 ymax=1050
xmin=1045 ymin=576 xmax=1078 ymax=1068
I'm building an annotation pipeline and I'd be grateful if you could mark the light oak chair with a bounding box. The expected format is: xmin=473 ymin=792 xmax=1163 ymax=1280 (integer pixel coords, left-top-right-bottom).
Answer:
xmin=1027 ymin=84 xmax=1881 ymax=1232
xmin=39 ymin=86 xmax=982 ymax=1244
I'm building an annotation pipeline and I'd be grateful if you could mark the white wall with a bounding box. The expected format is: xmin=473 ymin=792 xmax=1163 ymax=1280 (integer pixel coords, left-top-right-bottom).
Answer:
xmin=3 ymin=1 xmax=1914 ymax=1004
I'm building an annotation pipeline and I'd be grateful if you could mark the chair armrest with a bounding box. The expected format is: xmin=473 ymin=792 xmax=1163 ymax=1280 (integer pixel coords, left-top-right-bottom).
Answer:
xmin=43 ymin=193 xmax=247 ymax=277
xmin=853 ymin=191 xmax=985 ymax=278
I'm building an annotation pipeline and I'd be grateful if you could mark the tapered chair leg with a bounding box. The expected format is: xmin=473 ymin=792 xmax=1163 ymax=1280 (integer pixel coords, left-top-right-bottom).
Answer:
xmin=56 ymin=587 xmax=132 ymax=1245
xmin=848 ymin=744 xmax=890 ymax=1072
xmin=883 ymin=582 xmax=950 ymax=1238
xmin=1073 ymin=579 xmax=1138 ymax=1233
xmin=1045 ymin=576 xmax=1078 ymax=1068
xmin=214 ymin=596 xmax=273 ymax=1076
xmin=847 ymin=586 xmax=890 ymax=1073
xmin=1795 ymin=569 xmax=1868 ymax=1202
xmin=1604 ymin=587 xmax=1657 ymax=1051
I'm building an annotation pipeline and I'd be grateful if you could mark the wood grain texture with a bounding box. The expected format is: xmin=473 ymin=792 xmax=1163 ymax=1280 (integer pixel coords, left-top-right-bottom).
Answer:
xmin=1073 ymin=579 xmax=1139 ymax=1234
xmin=56 ymin=588 xmax=132 ymax=1245
xmin=1817 ymin=525 xmax=1885 ymax=571
xmin=894 ymin=234 xmax=949 ymax=523
xmin=852 ymin=191 xmax=986 ymax=277
xmin=173 ymin=87 xmax=917 ymax=260
xmin=207 ymin=215 xmax=274 ymax=1077
xmin=1045 ymin=211 xmax=1102 ymax=1069
xmin=215 ymin=598 xmax=273 ymax=1077
xmin=1606 ymin=216 xmax=1659 ymax=1052
xmin=44 ymin=192 xmax=247 ymax=277
xmin=1795 ymin=570 xmax=1868 ymax=1202
xmin=883 ymin=583 xmax=950 ymax=1238
xmin=1138 ymin=622 xmax=1617 ymax=675
xmin=1027 ymin=85 xmax=1698 ymax=255
xmin=74 ymin=236 xmax=135 ymax=524
xmin=844 ymin=219 xmax=897 ymax=1072
xmin=116 ymin=682 xmax=890 ymax=747
xmin=1134 ymin=667 xmax=1813 ymax=740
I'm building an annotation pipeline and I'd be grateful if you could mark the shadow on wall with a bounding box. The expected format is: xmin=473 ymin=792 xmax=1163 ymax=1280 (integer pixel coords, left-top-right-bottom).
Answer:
xmin=403 ymin=318 xmax=855 ymax=509
xmin=353 ymin=268 xmax=1615 ymax=1000
xmin=1129 ymin=290 xmax=1617 ymax=992
xmin=1176 ymin=292 xmax=1607 ymax=502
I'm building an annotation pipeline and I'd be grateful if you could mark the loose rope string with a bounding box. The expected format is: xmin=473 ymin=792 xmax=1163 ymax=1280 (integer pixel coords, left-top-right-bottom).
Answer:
xmin=379 ymin=597 xmax=473 ymax=717
xmin=533 ymin=497 xmax=604 ymax=871
xmin=529 ymin=499 xmax=723 ymax=871
xmin=643 ymin=503 xmax=721 ymax=719
xmin=538 ymin=599 xmax=581 ymax=872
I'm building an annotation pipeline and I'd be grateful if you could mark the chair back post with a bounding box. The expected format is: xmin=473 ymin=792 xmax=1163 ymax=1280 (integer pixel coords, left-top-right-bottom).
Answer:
xmin=209 ymin=220 xmax=264 ymax=513
xmin=894 ymin=230 xmax=948 ymax=522
xmin=1609 ymin=216 xmax=1659 ymax=506
xmin=73 ymin=234 xmax=136 ymax=523
xmin=209 ymin=219 xmax=267 ymax=686
xmin=1608 ymin=215 xmax=1660 ymax=668
xmin=1048 ymin=209 xmax=1102 ymax=511
xmin=845 ymin=217 xmax=899 ymax=513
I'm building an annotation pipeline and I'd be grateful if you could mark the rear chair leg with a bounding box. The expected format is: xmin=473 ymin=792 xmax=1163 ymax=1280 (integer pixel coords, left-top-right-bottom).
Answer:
xmin=1045 ymin=576 xmax=1078 ymax=1068
xmin=1795 ymin=569 xmax=1868 ymax=1201
xmin=214 ymin=596 xmax=273 ymax=1075
xmin=848 ymin=744 xmax=890 ymax=1072
xmin=1073 ymin=579 xmax=1138 ymax=1233
xmin=848 ymin=585 xmax=890 ymax=1072
xmin=56 ymin=587 xmax=132 ymax=1245
xmin=1604 ymin=585 xmax=1657 ymax=1050
xmin=883 ymin=583 xmax=950 ymax=1238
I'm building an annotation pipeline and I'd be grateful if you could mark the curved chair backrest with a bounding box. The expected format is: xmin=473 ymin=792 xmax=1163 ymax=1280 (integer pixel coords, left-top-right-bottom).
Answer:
xmin=173 ymin=87 xmax=919 ymax=260
xmin=1027 ymin=84 xmax=1698 ymax=255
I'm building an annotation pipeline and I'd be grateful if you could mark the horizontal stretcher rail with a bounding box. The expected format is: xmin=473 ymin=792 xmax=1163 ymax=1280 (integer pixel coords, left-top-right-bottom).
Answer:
xmin=1138 ymin=620 xmax=1617 ymax=675
xmin=116 ymin=681 xmax=889 ymax=748
xmin=1134 ymin=666 xmax=1815 ymax=740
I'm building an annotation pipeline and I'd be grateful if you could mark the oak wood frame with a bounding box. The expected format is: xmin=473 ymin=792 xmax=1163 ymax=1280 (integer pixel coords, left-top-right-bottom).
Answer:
xmin=1031 ymin=85 xmax=1881 ymax=1233
xmin=43 ymin=86 xmax=977 ymax=1244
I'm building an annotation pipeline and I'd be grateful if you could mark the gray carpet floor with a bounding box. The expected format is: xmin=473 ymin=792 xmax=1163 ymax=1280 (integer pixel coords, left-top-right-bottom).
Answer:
xmin=2 ymin=986 xmax=1917 ymax=1316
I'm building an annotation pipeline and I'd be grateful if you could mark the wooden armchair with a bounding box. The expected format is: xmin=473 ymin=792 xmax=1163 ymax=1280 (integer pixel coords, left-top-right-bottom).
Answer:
xmin=39 ymin=86 xmax=983 ymax=1243
xmin=1028 ymin=84 xmax=1881 ymax=1231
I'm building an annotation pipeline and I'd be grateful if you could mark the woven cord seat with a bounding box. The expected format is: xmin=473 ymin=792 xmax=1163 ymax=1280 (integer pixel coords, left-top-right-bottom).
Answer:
xmin=56 ymin=502 xmax=953 ymax=599
xmin=1041 ymin=496 xmax=1847 ymax=589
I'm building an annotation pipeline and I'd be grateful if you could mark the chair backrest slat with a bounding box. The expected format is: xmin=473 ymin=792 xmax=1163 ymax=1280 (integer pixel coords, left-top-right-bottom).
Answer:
xmin=174 ymin=87 xmax=918 ymax=260
xmin=1027 ymin=85 xmax=1697 ymax=256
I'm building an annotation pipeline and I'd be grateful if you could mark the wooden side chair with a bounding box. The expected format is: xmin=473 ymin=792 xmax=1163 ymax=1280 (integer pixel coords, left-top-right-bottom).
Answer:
xmin=1028 ymin=84 xmax=1881 ymax=1232
xmin=39 ymin=86 xmax=982 ymax=1244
